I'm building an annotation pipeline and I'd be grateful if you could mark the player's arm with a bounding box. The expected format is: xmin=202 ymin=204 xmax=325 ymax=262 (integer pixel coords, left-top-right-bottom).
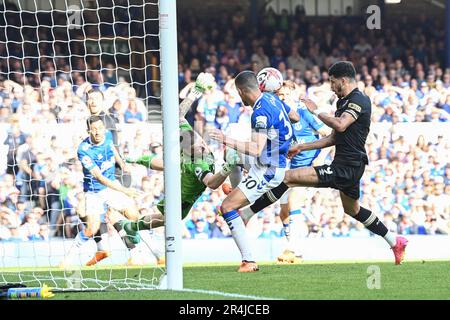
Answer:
xmin=312 ymin=125 xmax=333 ymax=165
xmin=203 ymin=166 xmax=235 ymax=190
xmin=199 ymin=164 xmax=235 ymax=190
xmin=126 ymin=154 xmax=164 ymax=171
xmin=304 ymin=107 xmax=332 ymax=138
xmin=179 ymin=98 xmax=195 ymax=126
xmin=209 ymin=129 xmax=267 ymax=157
xmin=209 ymin=108 xmax=270 ymax=157
xmin=202 ymin=172 xmax=228 ymax=190
xmin=179 ymin=82 xmax=195 ymax=100
xmin=288 ymin=130 xmax=336 ymax=158
xmin=317 ymin=111 xmax=356 ymax=133
xmin=202 ymin=149 xmax=239 ymax=189
xmin=302 ymin=98 xmax=357 ymax=133
xmin=88 ymin=166 xmax=138 ymax=198
xmin=78 ymin=147 xmax=139 ymax=198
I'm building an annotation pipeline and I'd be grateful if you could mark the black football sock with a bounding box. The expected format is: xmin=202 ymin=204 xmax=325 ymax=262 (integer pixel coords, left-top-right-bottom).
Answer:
xmin=93 ymin=229 xmax=102 ymax=243
xmin=354 ymin=207 xmax=388 ymax=236
xmin=250 ymin=182 xmax=289 ymax=213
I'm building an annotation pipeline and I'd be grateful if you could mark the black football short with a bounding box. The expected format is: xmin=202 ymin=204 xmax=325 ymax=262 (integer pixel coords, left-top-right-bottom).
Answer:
xmin=313 ymin=162 xmax=366 ymax=200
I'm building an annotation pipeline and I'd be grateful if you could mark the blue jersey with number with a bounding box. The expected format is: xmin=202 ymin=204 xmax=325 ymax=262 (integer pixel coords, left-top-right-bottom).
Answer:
xmin=251 ymin=93 xmax=293 ymax=168
xmin=290 ymin=103 xmax=324 ymax=168
xmin=77 ymin=132 xmax=116 ymax=192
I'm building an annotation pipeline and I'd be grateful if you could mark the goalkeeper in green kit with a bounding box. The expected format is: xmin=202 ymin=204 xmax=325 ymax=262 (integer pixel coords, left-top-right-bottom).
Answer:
xmin=108 ymin=73 xmax=239 ymax=242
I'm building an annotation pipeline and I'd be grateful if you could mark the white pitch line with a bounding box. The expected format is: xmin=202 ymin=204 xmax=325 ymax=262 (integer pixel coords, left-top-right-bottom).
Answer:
xmin=179 ymin=288 xmax=281 ymax=300
xmin=3 ymin=273 xmax=280 ymax=299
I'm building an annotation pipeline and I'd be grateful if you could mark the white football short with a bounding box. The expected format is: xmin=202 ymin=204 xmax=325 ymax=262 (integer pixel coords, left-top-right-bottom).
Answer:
xmin=84 ymin=188 xmax=135 ymax=217
xmin=237 ymin=163 xmax=286 ymax=204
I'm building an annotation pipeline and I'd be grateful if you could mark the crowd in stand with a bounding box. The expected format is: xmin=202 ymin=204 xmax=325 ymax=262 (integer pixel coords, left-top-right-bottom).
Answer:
xmin=0 ymin=8 xmax=449 ymax=242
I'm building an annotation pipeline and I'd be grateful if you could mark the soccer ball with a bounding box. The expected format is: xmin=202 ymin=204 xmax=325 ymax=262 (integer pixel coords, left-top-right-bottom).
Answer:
xmin=257 ymin=67 xmax=283 ymax=92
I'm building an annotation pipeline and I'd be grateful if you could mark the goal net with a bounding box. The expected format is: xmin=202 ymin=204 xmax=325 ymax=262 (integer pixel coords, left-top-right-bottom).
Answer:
xmin=0 ymin=0 xmax=167 ymax=292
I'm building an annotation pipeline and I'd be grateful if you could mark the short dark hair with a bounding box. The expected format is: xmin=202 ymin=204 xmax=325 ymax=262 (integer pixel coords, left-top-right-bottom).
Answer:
xmin=86 ymin=115 xmax=104 ymax=130
xmin=328 ymin=61 xmax=356 ymax=80
xmin=234 ymin=71 xmax=259 ymax=92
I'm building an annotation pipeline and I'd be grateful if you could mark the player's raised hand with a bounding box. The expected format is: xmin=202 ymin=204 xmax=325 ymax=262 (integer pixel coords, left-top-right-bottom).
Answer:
xmin=301 ymin=98 xmax=318 ymax=114
xmin=188 ymin=72 xmax=216 ymax=100
xmin=287 ymin=144 xmax=304 ymax=159
xmin=207 ymin=128 xmax=225 ymax=143
xmin=196 ymin=72 xmax=215 ymax=92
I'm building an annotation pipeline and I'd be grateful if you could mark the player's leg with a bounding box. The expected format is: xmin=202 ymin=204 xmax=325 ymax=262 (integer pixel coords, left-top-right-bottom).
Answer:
xmin=279 ymin=194 xmax=291 ymax=242
xmin=139 ymin=229 xmax=166 ymax=266
xmin=60 ymin=192 xmax=103 ymax=267
xmin=340 ymin=191 xmax=408 ymax=264
xmin=107 ymin=207 xmax=139 ymax=247
xmin=278 ymin=188 xmax=304 ymax=264
xmin=242 ymin=166 xmax=320 ymax=223
xmin=223 ymin=165 xmax=287 ymax=272
xmin=86 ymin=219 xmax=111 ymax=266
xmin=122 ymin=207 xmax=140 ymax=222
xmin=106 ymin=189 xmax=143 ymax=244
xmin=109 ymin=207 xmax=165 ymax=234
xmin=220 ymin=187 xmax=257 ymax=272
xmin=276 ymin=191 xmax=293 ymax=263
xmin=281 ymin=155 xmax=319 ymax=262
xmin=86 ymin=188 xmax=139 ymax=266
xmin=107 ymin=205 xmax=165 ymax=266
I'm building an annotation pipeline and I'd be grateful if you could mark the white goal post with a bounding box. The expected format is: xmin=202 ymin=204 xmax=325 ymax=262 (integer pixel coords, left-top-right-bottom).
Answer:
xmin=0 ymin=0 xmax=183 ymax=292
xmin=159 ymin=0 xmax=183 ymax=290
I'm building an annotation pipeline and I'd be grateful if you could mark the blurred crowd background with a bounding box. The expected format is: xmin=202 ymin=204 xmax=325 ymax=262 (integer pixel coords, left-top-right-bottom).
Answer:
xmin=0 ymin=5 xmax=449 ymax=242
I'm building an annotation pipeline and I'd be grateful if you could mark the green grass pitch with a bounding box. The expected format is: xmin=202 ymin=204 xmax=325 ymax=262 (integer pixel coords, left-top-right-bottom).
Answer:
xmin=1 ymin=260 xmax=449 ymax=299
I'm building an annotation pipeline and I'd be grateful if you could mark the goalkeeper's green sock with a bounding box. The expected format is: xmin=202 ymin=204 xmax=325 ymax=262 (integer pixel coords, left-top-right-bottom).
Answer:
xmin=130 ymin=216 xmax=152 ymax=232
xmin=116 ymin=220 xmax=141 ymax=245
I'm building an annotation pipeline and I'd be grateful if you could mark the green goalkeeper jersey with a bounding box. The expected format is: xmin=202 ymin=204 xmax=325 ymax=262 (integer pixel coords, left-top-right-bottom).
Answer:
xmin=133 ymin=123 xmax=215 ymax=218
xmin=179 ymin=123 xmax=215 ymax=198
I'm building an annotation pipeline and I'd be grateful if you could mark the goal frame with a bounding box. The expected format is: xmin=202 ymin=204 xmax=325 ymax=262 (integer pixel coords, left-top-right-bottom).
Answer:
xmin=159 ymin=0 xmax=183 ymax=290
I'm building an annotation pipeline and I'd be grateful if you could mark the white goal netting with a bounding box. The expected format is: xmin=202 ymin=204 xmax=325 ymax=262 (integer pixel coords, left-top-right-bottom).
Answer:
xmin=0 ymin=0 xmax=166 ymax=291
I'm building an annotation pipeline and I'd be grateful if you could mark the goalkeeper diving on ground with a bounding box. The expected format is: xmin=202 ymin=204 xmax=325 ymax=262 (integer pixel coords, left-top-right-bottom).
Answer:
xmin=107 ymin=72 xmax=240 ymax=253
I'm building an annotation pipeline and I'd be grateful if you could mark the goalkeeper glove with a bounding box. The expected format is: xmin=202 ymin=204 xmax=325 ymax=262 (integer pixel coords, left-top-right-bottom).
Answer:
xmin=187 ymin=72 xmax=216 ymax=100
xmin=220 ymin=148 xmax=240 ymax=177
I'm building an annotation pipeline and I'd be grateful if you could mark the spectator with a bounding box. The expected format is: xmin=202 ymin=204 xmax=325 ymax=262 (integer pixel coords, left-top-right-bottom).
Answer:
xmin=250 ymin=46 xmax=270 ymax=71
xmin=3 ymin=121 xmax=27 ymax=176
xmin=124 ymin=100 xmax=144 ymax=123
xmin=19 ymin=210 xmax=44 ymax=241
xmin=0 ymin=8 xmax=449 ymax=244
